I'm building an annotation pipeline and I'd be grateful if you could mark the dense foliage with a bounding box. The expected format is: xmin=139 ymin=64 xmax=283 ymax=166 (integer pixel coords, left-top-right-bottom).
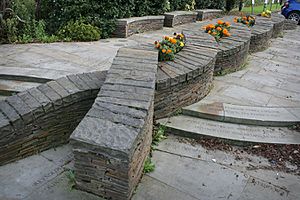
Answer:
xmin=57 ymin=19 xmax=101 ymax=42
xmin=225 ymin=0 xmax=237 ymax=12
xmin=1 ymin=0 xmax=228 ymax=44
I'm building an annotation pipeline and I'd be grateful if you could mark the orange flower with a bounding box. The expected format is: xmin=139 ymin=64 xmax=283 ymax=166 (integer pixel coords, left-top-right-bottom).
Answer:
xmin=166 ymin=49 xmax=172 ymax=54
xmin=216 ymin=27 xmax=222 ymax=31
xmin=208 ymin=30 xmax=212 ymax=34
xmin=223 ymin=28 xmax=230 ymax=36
xmin=212 ymin=32 xmax=217 ymax=36
xmin=225 ymin=22 xmax=230 ymax=27
xmin=170 ymin=38 xmax=177 ymax=44
xmin=217 ymin=20 xmax=224 ymax=25
xmin=243 ymin=16 xmax=247 ymax=20
xmin=155 ymin=44 xmax=160 ymax=48
xmin=164 ymin=36 xmax=169 ymax=40
xmin=162 ymin=49 xmax=166 ymax=53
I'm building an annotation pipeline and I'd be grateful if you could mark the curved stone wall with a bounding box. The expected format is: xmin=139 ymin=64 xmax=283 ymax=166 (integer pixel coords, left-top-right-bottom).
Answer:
xmin=0 ymin=71 xmax=107 ymax=165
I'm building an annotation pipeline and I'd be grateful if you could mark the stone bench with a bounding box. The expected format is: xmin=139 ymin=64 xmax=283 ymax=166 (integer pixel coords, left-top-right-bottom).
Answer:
xmin=0 ymin=71 xmax=107 ymax=165
xmin=195 ymin=9 xmax=223 ymax=21
xmin=113 ymin=16 xmax=165 ymax=38
xmin=164 ymin=11 xmax=197 ymax=27
xmin=255 ymin=13 xmax=285 ymax=38
xmin=70 ymin=47 xmax=157 ymax=200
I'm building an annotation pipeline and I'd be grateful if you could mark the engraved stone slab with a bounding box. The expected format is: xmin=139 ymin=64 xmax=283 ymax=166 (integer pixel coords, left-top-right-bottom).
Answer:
xmin=158 ymin=116 xmax=300 ymax=144
xmin=184 ymin=101 xmax=300 ymax=126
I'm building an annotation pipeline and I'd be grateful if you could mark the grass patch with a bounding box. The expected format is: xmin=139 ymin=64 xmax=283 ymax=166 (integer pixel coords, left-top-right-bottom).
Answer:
xmin=232 ymin=4 xmax=281 ymax=15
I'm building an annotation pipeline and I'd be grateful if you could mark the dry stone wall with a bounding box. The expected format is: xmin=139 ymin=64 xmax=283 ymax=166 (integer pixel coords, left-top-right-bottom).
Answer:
xmin=0 ymin=71 xmax=107 ymax=165
xmin=70 ymin=47 xmax=157 ymax=200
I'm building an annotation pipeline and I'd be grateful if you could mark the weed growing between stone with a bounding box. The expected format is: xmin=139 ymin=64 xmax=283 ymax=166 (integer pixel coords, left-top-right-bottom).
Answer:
xmin=143 ymin=157 xmax=155 ymax=173
xmin=66 ymin=169 xmax=76 ymax=190
xmin=143 ymin=124 xmax=167 ymax=174
xmin=152 ymin=124 xmax=167 ymax=150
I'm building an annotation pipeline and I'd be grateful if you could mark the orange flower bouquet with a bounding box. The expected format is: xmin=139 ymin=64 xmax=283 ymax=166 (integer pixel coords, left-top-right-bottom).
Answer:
xmin=203 ymin=20 xmax=231 ymax=42
xmin=154 ymin=32 xmax=186 ymax=61
xmin=234 ymin=15 xmax=256 ymax=27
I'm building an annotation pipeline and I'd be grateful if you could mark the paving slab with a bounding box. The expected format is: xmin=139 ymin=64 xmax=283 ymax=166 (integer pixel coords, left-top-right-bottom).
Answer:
xmin=147 ymin=150 xmax=248 ymax=200
xmin=159 ymin=115 xmax=300 ymax=144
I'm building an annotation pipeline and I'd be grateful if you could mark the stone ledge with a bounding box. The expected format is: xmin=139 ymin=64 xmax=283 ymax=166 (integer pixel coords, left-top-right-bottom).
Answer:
xmin=159 ymin=116 xmax=300 ymax=145
xmin=183 ymin=101 xmax=300 ymax=126
xmin=70 ymin=47 xmax=157 ymax=200
xmin=0 ymin=71 xmax=107 ymax=165
xmin=164 ymin=11 xmax=197 ymax=27
xmin=195 ymin=9 xmax=223 ymax=21
xmin=113 ymin=15 xmax=165 ymax=38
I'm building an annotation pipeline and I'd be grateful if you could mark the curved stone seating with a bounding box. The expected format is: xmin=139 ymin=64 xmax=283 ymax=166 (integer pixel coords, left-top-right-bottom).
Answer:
xmin=0 ymin=71 xmax=107 ymax=165
xmin=195 ymin=9 xmax=223 ymax=21
xmin=283 ymin=19 xmax=298 ymax=30
xmin=164 ymin=11 xmax=197 ymax=27
xmin=70 ymin=47 xmax=157 ymax=200
xmin=113 ymin=16 xmax=165 ymax=38
xmin=255 ymin=13 xmax=285 ymax=38
xmin=250 ymin=23 xmax=273 ymax=53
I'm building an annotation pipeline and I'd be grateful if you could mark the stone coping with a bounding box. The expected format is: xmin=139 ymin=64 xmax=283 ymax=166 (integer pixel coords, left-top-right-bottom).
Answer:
xmin=117 ymin=15 xmax=165 ymax=25
xmin=164 ymin=11 xmax=197 ymax=27
xmin=158 ymin=116 xmax=300 ymax=145
xmin=0 ymin=71 xmax=107 ymax=165
xmin=195 ymin=9 xmax=223 ymax=21
xmin=183 ymin=101 xmax=300 ymax=126
xmin=70 ymin=47 xmax=157 ymax=199
xmin=113 ymin=15 xmax=165 ymax=38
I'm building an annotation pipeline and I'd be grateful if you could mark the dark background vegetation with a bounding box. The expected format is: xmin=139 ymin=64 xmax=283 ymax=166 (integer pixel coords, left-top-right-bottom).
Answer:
xmin=0 ymin=0 xmax=229 ymax=44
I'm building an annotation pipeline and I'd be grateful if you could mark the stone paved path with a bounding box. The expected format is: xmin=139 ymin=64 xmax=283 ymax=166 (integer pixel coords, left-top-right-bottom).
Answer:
xmin=0 ymin=39 xmax=136 ymax=99
xmin=204 ymin=27 xmax=300 ymax=108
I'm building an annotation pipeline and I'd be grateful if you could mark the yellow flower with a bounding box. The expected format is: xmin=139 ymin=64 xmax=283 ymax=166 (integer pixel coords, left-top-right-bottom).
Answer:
xmin=162 ymin=49 xmax=166 ymax=53
xmin=180 ymin=42 xmax=184 ymax=47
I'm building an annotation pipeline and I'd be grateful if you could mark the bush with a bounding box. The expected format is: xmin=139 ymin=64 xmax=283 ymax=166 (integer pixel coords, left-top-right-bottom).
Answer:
xmin=169 ymin=0 xmax=196 ymax=11
xmin=225 ymin=0 xmax=237 ymax=12
xmin=41 ymin=0 xmax=170 ymax=38
xmin=57 ymin=20 xmax=101 ymax=42
xmin=195 ymin=0 xmax=225 ymax=9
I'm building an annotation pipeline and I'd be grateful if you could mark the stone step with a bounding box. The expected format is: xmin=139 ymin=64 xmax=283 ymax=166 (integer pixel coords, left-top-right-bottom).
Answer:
xmin=182 ymin=101 xmax=300 ymax=127
xmin=158 ymin=115 xmax=300 ymax=145
xmin=0 ymin=79 xmax=41 ymax=96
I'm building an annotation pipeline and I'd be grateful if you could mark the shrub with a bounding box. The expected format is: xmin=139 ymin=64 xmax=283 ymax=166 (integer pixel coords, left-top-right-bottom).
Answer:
xmin=225 ymin=0 xmax=237 ymax=12
xmin=169 ymin=0 xmax=196 ymax=11
xmin=57 ymin=20 xmax=101 ymax=42
xmin=195 ymin=0 xmax=225 ymax=9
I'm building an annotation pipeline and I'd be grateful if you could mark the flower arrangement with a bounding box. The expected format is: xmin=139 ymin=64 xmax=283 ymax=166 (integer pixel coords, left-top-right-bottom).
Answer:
xmin=154 ymin=33 xmax=186 ymax=61
xmin=261 ymin=10 xmax=271 ymax=18
xmin=203 ymin=20 xmax=231 ymax=42
xmin=234 ymin=15 xmax=256 ymax=27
